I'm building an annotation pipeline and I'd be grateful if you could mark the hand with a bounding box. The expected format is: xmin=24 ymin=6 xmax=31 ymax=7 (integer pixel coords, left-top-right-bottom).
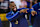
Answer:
xmin=26 ymin=9 xmax=29 ymax=13
xmin=20 ymin=9 xmax=24 ymax=13
xmin=20 ymin=9 xmax=29 ymax=13
xmin=31 ymin=11 xmax=37 ymax=16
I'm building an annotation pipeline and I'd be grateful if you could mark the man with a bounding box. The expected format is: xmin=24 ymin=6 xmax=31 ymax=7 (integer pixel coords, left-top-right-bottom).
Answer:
xmin=6 ymin=1 xmax=29 ymax=27
xmin=30 ymin=2 xmax=40 ymax=27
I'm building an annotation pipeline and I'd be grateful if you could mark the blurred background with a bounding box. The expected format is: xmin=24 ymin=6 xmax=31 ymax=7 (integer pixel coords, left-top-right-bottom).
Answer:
xmin=0 ymin=0 xmax=39 ymax=27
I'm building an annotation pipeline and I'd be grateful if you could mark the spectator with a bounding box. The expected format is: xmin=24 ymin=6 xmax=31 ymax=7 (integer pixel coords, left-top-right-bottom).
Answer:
xmin=19 ymin=0 xmax=27 ymax=8
xmin=34 ymin=0 xmax=37 ymax=4
xmin=0 ymin=0 xmax=8 ymax=9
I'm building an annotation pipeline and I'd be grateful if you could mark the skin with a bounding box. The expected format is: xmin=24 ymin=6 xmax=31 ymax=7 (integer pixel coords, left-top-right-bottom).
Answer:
xmin=31 ymin=8 xmax=37 ymax=16
xmin=31 ymin=11 xmax=37 ymax=16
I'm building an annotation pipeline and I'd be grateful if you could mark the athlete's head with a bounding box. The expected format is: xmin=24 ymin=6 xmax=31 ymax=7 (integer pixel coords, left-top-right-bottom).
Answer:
xmin=9 ymin=1 xmax=17 ymax=13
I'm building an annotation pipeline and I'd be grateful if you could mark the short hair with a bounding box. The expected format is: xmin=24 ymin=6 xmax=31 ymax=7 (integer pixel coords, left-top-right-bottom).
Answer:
xmin=10 ymin=1 xmax=14 ymax=3
xmin=9 ymin=1 xmax=14 ymax=5
xmin=9 ymin=1 xmax=16 ymax=6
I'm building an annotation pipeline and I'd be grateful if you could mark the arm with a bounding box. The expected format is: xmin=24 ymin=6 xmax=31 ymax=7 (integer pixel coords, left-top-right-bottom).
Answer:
xmin=6 ymin=11 xmax=12 ymax=17
xmin=17 ymin=8 xmax=29 ymax=12
xmin=30 ymin=0 xmax=32 ymax=9
xmin=30 ymin=8 xmax=37 ymax=16
xmin=30 ymin=3 xmax=38 ymax=13
xmin=6 ymin=11 xmax=22 ymax=21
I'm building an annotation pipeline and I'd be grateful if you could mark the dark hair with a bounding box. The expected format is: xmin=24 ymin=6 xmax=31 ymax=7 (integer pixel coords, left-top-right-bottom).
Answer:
xmin=10 ymin=1 xmax=14 ymax=3
xmin=9 ymin=1 xmax=14 ymax=5
xmin=9 ymin=1 xmax=16 ymax=6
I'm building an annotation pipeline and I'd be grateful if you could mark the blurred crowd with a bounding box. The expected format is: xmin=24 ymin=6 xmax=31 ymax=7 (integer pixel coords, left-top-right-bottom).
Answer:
xmin=9 ymin=0 xmax=38 ymax=9
xmin=0 ymin=0 xmax=39 ymax=9
xmin=0 ymin=0 xmax=9 ymax=9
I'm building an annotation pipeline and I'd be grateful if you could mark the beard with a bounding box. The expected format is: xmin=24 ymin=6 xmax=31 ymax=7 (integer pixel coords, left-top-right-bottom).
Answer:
xmin=12 ymin=8 xmax=17 ymax=13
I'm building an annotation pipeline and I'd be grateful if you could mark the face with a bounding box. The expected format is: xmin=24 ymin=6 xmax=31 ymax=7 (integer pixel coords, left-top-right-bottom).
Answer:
xmin=9 ymin=2 xmax=17 ymax=11
xmin=12 ymin=4 xmax=17 ymax=11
